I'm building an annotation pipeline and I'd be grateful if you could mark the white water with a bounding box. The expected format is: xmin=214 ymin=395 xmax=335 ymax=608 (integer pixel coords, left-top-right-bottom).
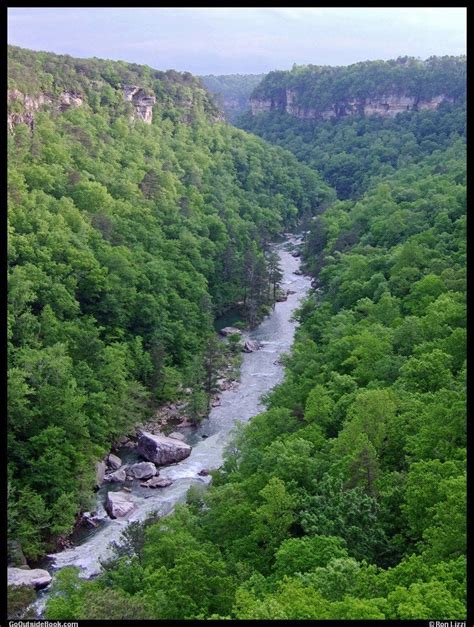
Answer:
xmin=34 ymin=236 xmax=310 ymax=614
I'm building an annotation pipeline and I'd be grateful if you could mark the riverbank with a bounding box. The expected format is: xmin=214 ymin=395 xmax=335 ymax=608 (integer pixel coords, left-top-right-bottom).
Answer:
xmin=10 ymin=235 xmax=310 ymax=619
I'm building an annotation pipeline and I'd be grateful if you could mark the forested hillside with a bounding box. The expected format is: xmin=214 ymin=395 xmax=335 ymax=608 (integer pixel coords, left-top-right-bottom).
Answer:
xmin=239 ymin=57 xmax=466 ymax=199
xmin=200 ymin=73 xmax=264 ymax=121
xmin=8 ymin=47 xmax=466 ymax=621
xmin=44 ymin=141 xmax=466 ymax=621
xmin=7 ymin=46 xmax=333 ymax=562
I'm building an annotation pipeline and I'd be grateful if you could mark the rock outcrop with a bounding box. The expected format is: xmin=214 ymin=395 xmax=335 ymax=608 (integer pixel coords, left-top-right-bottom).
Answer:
xmin=137 ymin=431 xmax=192 ymax=465
xmin=123 ymin=85 xmax=156 ymax=124
xmin=250 ymin=89 xmax=454 ymax=120
xmin=7 ymin=89 xmax=83 ymax=130
xmin=8 ymin=567 xmax=52 ymax=589
xmin=125 ymin=461 xmax=157 ymax=480
xmin=105 ymin=490 xmax=135 ymax=518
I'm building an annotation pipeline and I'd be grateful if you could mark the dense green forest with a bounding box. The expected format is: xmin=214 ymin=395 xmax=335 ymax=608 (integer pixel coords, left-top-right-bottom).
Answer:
xmin=44 ymin=140 xmax=466 ymax=620
xmin=8 ymin=47 xmax=465 ymax=621
xmin=7 ymin=46 xmax=333 ymax=563
xmin=251 ymin=56 xmax=466 ymax=110
xmin=240 ymin=100 xmax=466 ymax=199
xmin=200 ymin=74 xmax=265 ymax=121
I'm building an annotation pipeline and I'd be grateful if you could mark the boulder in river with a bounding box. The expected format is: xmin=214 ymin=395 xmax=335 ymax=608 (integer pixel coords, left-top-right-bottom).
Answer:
xmin=8 ymin=567 xmax=52 ymax=589
xmin=107 ymin=453 xmax=122 ymax=470
xmin=242 ymin=339 xmax=261 ymax=353
xmin=126 ymin=461 xmax=157 ymax=480
xmin=95 ymin=460 xmax=106 ymax=487
xmin=105 ymin=490 xmax=135 ymax=519
xmin=168 ymin=431 xmax=186 ymax=441
xmin=219 ymin=326 xmax=242 ymax=337
xmin=104 ymin=468 xmax=127 ymax=483
xmin=137 ymin=431 xmax=191 ymax=465
xmin=140 ymin=477 xmax=173 ymax=488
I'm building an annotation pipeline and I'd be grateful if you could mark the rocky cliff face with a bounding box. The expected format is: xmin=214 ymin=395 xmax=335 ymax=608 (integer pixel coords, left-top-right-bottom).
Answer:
xmin=123 ymin=85 xmax=156 ymax=124
xmin=250 ymin=89 xmax=454 ymax=120
xmin=7 ymin=89 xmax=83 ymax=130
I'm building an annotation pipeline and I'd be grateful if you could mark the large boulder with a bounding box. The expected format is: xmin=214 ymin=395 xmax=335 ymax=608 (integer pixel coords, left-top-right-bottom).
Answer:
xmin=219 ymin=326 xmax=242 ymax=337
xmin=107 ymin=453 xmax=122 ymax=470
xmin=137 ymin=431 xmax=191 ymax=465
xmin=105 ymin=490 xmax=135 ymax=519
xmin=95 ymin=460 xmax=106 ymax=487
xmin=8 ymin=567 xmax=52 ymax=589
xmin=104 ymin=468 xmax=127 ymax=483
xmin=168 ymin=431 xmax=186 ymax=441
xmin=126 ymin=462 xmax=157 ymax=480
xmin=242 ymin=339 xmax=261 ymax=353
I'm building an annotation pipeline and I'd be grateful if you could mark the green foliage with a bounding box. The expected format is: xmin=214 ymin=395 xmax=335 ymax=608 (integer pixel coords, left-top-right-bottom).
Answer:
xmin=8 ymin=45 xmax=332 ymax=559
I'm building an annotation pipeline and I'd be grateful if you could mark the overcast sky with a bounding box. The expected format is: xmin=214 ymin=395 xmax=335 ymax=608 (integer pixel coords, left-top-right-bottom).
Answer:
xmin=8 ymin=7 xmax=467 ymax=75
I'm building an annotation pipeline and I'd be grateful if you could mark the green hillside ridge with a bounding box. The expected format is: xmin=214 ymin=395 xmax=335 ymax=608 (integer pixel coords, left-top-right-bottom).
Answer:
xmin=7 ymin=45 xmax=334 ymax=564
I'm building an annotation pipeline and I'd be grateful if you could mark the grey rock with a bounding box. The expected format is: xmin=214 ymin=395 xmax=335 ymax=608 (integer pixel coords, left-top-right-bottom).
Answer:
xmin=104 ymin=468 xmax=127 ymax=483
xmin=107 ymin=453 xmax=122 ymax=470
xmin=242 ymin=339 xmax=260 ymax=353
xmin=95 ymin=460 xmax=106 ymax=487
xmin=8 ymin=567 xmax=52 ymax=589
xmin=140 ymin=477 xmax=173 ymax=488
xmin=137 ymin=431 xmax=191 ymax=465
xmin=105 ymin=490 xmax=135 ymax=519
xmin=219 ymin=326 xmax=242 ymax=337
xmin=126 ymin=461 xmax=157 ymax=480
xmin=168 ymin=431 xmax=186 ymax=441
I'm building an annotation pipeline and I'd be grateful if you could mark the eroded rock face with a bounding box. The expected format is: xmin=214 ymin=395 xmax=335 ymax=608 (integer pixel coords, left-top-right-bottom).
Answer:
xmin=137 ymin=431 xmax=191 ymax=465
xmin=125 ymin=461 xmax=157 ymax=480
xmin=8 ymin=89 xmax=83 ymax=130
xmin=123 ymin=85 xmax=156 ymax=124
xmin=105 ymin=490 xmax=135 ymax=518
xmin=251 ymin=91 xmax=454 ymax=120
xmin=8 ymin=567 xmax=52 ymax=589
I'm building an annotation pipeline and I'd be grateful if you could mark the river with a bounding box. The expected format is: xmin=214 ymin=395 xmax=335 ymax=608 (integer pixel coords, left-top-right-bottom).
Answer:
xmin=34 ymin=235 xmax=310 ymax=615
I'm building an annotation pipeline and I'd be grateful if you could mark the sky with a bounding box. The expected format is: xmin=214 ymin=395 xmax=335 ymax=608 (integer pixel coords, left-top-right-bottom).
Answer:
xmin=7 ymin=7 xmax=467 ymax=75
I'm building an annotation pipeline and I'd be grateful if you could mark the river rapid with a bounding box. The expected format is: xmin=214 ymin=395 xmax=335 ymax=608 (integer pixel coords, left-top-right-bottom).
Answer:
xmin=34 ymin=235 xmax=311 ymax=614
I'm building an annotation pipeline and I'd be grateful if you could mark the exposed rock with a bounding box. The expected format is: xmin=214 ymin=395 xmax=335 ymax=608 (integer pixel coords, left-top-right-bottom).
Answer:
xmin=104 ymin=468 xmax=127 ymax=483
xmin=211 ymin=398 xmax=221 ymax=407
xmin=276 ymin=291 xmax=288 ymax=302
xmin=123 ymin=85 xmax=156 ymax=124
xmin=198 ymin=469 xmax=209 ymax=476
xmin=81 ymin=511 xmax=100 ymax=528
xmin=251 ymin=90 xmax=455 ymax=121
xmin=58 ymin=91 xmax=83 ymax=111
xmin=95 ymin=461 xmax=106 ymax=487
xmin=242 ymin=339 xmax=261 ymax=353
xmin=137 ymin=431 xmax=192 ymax=465
xmin=107 ymin=453 xmax=122 ymax=470
xmin=168 ymin=431 xmax=186 ymax=441
xmin=140 ymin=477 xmax=173 ymax=488
xmin=105 ymin=490 xmax=135 ymax=518
xmin=220 ymin=326 xmax=242 ymax=337
xmin=125 ymin=461 xmax=157 ymax=480
xmin=8 ymin=567 xmax=52 ymax=589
